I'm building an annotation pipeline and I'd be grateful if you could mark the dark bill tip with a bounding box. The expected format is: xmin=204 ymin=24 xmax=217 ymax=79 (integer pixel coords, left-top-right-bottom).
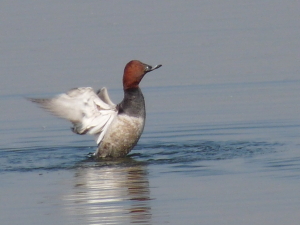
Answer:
xmin=152 ymin=64 xmax=162 ymax=70
xmin=146 ymin=64 xmax=162 ymax=73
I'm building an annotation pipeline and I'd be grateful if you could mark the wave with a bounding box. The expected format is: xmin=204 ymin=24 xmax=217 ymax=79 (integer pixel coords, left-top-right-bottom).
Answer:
xmin=0 ymin=140 xmax=281 ymax=173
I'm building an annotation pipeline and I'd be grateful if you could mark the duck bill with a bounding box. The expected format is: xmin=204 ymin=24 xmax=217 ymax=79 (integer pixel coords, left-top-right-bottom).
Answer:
xmin=146 ymin=64 xmax=162 ymax=73
xmin=151 ymin=64 xmax=162 ymax=71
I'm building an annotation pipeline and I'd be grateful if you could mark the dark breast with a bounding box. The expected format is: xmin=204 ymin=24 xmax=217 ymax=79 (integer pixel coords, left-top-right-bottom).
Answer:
xmin=117 ymin=87 xmax=146 ymax=119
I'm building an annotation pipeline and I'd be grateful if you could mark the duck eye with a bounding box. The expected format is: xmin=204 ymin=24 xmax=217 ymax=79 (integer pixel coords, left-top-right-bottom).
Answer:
xmin=145 ymin=65 xmax=152 ymax=71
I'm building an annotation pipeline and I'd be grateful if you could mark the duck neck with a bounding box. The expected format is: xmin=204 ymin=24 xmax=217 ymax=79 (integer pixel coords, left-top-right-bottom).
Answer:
xmin=118 ymin=87 xmax=145 ymax=118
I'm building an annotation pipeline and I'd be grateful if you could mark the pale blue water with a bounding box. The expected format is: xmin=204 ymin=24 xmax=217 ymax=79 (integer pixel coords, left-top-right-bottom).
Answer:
xmin=1 ymin=1 xmax=300 ymax=225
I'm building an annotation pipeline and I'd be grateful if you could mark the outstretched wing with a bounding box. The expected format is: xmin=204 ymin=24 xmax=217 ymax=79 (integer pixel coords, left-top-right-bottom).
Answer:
xmin=97 ymin=87 xmax=115 ymax=107
xmin=29 ymin=87 xmax=117 ymax=144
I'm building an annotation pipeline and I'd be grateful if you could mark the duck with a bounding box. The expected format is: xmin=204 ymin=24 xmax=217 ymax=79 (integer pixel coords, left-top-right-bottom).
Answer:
xmin=29 ymin=60 xmax=162 ymax=158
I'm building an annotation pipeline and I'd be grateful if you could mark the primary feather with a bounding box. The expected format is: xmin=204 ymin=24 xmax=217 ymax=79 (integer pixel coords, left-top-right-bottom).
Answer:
xmin=29 ymin=87 xmax=117 ymax=144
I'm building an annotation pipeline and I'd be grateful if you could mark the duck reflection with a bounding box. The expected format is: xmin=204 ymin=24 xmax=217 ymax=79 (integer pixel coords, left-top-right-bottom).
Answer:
xmin=64 ymin=158 xmax=151 ymax=224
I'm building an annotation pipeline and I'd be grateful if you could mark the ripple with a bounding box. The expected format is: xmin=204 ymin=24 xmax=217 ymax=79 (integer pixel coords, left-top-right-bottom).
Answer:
xmin=0 ymin=140 xmax=281 ymax=173
xmin=132 ymin=140 xmax=280 ymax=164
xmin=0 ymin=146 xmax=92 ymax=172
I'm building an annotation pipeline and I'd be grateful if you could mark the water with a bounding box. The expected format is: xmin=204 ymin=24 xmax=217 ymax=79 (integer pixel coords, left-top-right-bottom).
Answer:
xmin=1 ymin=1 xmax=300 ymax=224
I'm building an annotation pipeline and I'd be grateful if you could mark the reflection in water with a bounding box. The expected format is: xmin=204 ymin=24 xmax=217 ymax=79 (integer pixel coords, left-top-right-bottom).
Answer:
xmin=63 ymin=160 xmax=151 ymax=224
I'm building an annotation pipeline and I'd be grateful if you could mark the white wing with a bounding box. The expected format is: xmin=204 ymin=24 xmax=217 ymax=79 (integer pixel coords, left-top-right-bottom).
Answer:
xmin=97 ymin=87 xmax=115 ymax=107
xmin=30 ymin=87 xmax=117 ymax=145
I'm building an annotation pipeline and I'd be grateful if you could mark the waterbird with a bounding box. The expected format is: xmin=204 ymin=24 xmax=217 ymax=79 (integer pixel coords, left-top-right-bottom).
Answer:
xmin=29 ymin=60 xmax=162 ymax=158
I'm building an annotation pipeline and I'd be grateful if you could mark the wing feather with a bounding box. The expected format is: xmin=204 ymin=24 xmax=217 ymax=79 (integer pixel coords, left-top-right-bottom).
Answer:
xmin=29 ymin=87 xmax=117 ymax=144
xmin=97 ymin=87 xmax=115 ymax=107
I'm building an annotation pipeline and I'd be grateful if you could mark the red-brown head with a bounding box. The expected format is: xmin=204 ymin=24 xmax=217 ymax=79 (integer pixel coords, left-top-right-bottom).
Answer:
xmin=123 ymin=60 xmax=162 ymax=90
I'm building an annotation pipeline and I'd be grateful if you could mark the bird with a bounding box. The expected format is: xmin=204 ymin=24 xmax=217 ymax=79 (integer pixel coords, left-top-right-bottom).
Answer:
xmin=29 ymin=60 xmax=162 ymax=158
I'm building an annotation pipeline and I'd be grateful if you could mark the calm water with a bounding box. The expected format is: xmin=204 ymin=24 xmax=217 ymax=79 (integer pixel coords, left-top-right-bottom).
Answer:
xmin=1 ymin=1 xmax=300 ymax=225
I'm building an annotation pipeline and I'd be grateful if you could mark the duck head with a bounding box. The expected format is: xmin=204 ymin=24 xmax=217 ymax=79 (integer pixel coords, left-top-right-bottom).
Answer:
xmin=123 ymin=60 xmax=162 ymax=90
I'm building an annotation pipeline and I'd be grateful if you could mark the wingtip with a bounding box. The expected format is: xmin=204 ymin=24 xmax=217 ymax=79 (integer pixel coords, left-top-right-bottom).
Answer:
xmin=27 ymin=97 xmax=49 ymax=105
xmin=26 ymin=97 xmax=40 ymax=104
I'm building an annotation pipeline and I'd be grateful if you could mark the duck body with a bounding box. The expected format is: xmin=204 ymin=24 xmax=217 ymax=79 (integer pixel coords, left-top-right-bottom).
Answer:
xmin=29 ymin=60 xmax=162 ymax=158
xmin=96 ymin=87 xmax=146 ymax=158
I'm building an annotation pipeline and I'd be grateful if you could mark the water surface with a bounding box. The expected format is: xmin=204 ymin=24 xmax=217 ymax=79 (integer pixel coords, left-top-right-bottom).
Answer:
xmin=1 ymin=1 xmax=300 ymax=225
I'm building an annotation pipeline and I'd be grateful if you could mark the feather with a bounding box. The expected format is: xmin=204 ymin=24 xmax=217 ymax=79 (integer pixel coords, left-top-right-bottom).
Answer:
xmin=29 ymin=87 xmax=117 ymax=144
